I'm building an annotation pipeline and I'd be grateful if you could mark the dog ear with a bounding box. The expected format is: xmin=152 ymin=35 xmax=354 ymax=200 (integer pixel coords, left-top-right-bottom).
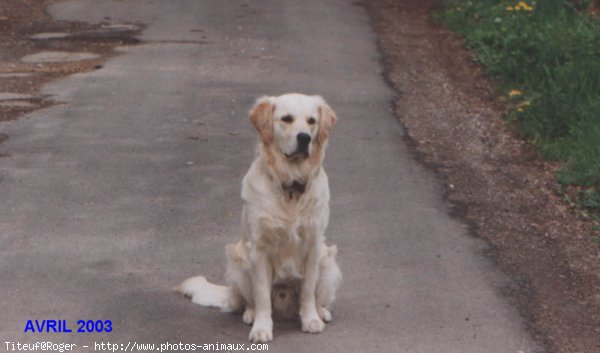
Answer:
xmin=249 ymin=96 xmax=275 ymax=145
xmin=316 ymin=98 xmax=337 ymax=145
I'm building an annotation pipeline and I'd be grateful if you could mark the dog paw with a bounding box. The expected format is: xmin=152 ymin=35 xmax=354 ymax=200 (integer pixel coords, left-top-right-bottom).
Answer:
xmin=249 ymin=325 xmax=272 ymax=343
xmin=242 ymin=308 xmax=255 ymax=325
xmin=318 ymin=307 xmax=332 ymax=323
xmin=301 ymin=317 xmax=325 ymax=333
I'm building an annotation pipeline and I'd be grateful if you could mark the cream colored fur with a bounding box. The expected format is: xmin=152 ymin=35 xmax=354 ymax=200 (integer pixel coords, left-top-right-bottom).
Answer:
xmin=176 ymin=93 xmax=342 ymax=343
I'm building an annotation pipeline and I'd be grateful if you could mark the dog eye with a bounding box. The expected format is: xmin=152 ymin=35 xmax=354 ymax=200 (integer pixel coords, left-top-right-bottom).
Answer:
xmin=307 ymin=117 xmax=316 ymax=125
xmin=281 ymin=115 xmax=294 ymax=123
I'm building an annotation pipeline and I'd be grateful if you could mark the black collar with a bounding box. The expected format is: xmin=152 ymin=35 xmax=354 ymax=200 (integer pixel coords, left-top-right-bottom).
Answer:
xmin=282 ymin=180 xmax=306 ymax=198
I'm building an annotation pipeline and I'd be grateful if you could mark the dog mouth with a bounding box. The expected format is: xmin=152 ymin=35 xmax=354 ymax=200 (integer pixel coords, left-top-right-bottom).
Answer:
xmin=285 ymin=149 xmax=309 ymax=160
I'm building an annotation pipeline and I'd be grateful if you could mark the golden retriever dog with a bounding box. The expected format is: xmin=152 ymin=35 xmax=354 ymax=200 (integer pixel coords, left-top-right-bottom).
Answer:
xmin=176 ymin=93 xmax=342 ymax=343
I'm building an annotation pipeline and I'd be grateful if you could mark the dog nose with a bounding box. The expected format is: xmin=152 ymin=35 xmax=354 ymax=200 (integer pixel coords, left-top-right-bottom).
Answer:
xmin=297 ymin=133 xmax=311 ymax=148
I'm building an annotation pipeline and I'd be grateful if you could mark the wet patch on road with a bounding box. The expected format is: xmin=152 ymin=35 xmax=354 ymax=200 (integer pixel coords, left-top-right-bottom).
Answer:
xmin=0 ymin=0 xmax=143 ymax=124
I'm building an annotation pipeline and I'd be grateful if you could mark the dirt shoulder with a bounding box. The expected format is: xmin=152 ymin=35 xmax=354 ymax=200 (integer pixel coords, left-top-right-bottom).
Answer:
xmin=0 ymin=0 xmax=139 ymax=123
xmin=364 ymin=1 xmax=600 ymax=352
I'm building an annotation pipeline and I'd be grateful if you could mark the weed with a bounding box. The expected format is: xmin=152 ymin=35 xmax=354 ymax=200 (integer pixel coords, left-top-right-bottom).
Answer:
xmin=437 ymin=0 xmax=600 ymax=211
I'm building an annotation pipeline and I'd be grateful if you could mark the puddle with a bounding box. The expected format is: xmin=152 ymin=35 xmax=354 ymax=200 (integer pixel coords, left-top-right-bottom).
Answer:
xmin=0 ymin=92 xmax=36 ymax=101
xmin=29 ymin=32 xmax=71 ymax=40
xmin=0 ymin=101 xmax=36 ymax=108
xmin=29 ymin=24 xmax=142 ymax=42
xmin=1 ymin=0 xmax=143 ymax=122
xmin=21 ymin=51 xmax=101 ymax=63
xmin=0 ymin=73 xmax=35 ymax=78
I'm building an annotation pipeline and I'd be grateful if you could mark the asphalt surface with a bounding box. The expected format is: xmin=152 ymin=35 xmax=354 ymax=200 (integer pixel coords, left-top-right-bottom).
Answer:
xmin=0 ymin=1 xmax=541 ymax=352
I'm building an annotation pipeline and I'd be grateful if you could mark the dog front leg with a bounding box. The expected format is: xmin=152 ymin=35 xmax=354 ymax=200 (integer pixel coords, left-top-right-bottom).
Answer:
xmin=248 ymin=250 xmax=273 ymax=343
xmin=300 ymin=239 xmax=326 ymax=333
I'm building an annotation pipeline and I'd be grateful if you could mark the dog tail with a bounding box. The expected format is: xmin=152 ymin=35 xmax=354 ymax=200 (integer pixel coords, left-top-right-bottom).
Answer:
xmin=175 ymin=276 xmax=243 ymax=313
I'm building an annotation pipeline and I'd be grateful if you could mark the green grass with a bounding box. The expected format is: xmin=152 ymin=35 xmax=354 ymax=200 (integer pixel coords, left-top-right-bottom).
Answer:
xmin=436 ymin=0 xmax=600 ymax=215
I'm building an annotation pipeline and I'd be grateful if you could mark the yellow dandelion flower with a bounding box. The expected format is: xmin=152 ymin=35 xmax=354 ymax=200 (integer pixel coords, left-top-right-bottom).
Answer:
xmin=517 ymin=100 xmax=531 ymax=110
xmin=518 ymin=2 xmax=530 ymax=10
xmin=515 ymin=1 xmax=534 ymax=11
xmin=508 ymin=89 xmax=522 ymax=97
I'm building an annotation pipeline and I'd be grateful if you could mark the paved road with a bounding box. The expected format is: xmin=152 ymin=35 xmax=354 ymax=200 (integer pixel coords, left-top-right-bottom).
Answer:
xmin=1 ymin=1 xmax=540 ymax=352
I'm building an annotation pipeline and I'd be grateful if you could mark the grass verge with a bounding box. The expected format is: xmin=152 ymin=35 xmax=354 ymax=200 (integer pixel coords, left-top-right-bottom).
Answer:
xmin=436 ymin=0 xmax=600 ymax=218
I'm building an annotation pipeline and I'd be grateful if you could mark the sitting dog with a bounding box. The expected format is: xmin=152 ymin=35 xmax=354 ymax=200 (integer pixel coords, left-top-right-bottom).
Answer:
xmin=176 ymin=93 xmax=342 ymax=343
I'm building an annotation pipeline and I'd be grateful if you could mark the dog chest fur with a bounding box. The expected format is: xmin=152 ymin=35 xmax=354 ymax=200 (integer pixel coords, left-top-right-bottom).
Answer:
xmin=239 ymin=160 xmax=330 ymax=283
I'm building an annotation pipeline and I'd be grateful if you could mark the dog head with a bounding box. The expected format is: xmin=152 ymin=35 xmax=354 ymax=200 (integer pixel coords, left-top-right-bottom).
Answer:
xmin=249 ymin=93 xmax=337 ymax=162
